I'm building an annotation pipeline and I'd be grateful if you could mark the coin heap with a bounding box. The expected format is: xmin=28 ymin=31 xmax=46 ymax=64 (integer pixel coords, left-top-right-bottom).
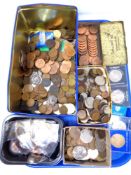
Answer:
xmin=78 ymin=25 xmax=102 ymax=65
xmin=20 ymin=30 xmax=76 ymax=115
xmin=77 ymin=67 xmax=111 ymax=124
xmin=65 ymin=127 xmax=107 ymax=163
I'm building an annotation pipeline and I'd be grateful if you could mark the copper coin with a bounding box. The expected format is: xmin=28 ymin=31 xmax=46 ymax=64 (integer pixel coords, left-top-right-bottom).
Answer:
xmin=22 ymin=92 xmax=30 ymax=101
xmin=111 ymin=134 xmax=125 ymax=148
xmin=49 ymin=48 xmax=58 ymax=60
xmin=101 ymin=115 xmax=110 ymax=123
xmin=41 ymin=63 xmax=51 ymax=74
xmin=49 ymin=62 xmax=59 ymax=74
xmin=45 ymin=105 xmax=53 ymax=114
xmin=89 ymin=26 xmax=98 ymax=34
xmin=26 ymin=98 xmax=35 ymax=107
xmin=66 ymin=147 xmax=74 ymax=160
xmin=91 ymin=109 xmax=100 ymax=121
xmin=64 ymin=44 xmax=75 ymax=57
xmin=79 ymin=54 xmax=89 ymax=66
xmin=90 ymin=89 xmax=100 ymax=97
xmin=69 ymin=127 xmax=81 ymax=139
xmin=60 ymin=61 xmax=71 ymax=74
xmin=39 ymin=104 xmax=47 ymax=114
xmin=88 ymin=34 xmax=97 ymax=41
xmin=61 ymin=52 xmax=71 ymax=60
xmin=22 ymin=84 xmax=33 ymax=93
xmin=78 ymin=27 xmax=87 ymax=34
xmin=93 ymin=99 xmax=100 ymax=109
xmin=77 ymin=110 xmax=87 ymax=120
xmin=59 ymin=105 xmax=68 ymax=114
xmin=35 ymin=58 xmax=45 ymax=69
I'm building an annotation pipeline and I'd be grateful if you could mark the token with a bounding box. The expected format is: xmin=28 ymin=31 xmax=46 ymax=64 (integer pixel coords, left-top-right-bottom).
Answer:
xmin=80 ymin=129 xmax=93 ymax=143
xmin=111 ymin=134 xmax=125 ymax=148
xmin=72 ymin=146 xmax=88 ymax=160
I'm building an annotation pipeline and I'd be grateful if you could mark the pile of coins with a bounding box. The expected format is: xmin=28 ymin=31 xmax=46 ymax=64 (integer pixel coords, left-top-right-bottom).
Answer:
xmin=64 ymin=127 xmax=108 ymax=163
xmin=78 ymin=25 xmax=102 ymax=65
xmin=77 ymin=67 xmax=111 ymax=124
xmin=20 ymin=30 xmax=76 ymax=115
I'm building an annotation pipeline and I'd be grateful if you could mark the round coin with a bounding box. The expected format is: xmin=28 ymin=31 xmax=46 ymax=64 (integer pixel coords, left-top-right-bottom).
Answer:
xmin=72 ymin=146 xmax=88 ymax=160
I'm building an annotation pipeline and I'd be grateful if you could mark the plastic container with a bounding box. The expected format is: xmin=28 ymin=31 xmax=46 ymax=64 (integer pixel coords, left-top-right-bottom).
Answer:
xmin=0 ymin=115 xmax=63 ymax=165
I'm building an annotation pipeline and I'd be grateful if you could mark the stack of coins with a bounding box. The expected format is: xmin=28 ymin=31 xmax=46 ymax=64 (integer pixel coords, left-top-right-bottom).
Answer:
xmin=20 ymin=29 xmax=76 ymax=115
xmin=77 ymin=67 xmax=111 ymax=124
xmin=64 ymin=127 xmax=107 ymax=163
xmin=78 ymin=25 xmax=102 ymax=66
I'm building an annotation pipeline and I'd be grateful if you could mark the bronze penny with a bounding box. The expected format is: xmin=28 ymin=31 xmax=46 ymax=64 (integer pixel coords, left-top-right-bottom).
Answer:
xmin=88 ymin=34 xmax=97 ymax=41
xmin=89 ymin=26 xmax=98 ymax=34
xmin=64 ymin=44 xmax=75 ymax=57
xmin=60 ymin=60 xmax=72 ymax=74
xmin=41 ymin=63 xmax=51 ymax=74
xmin=49 ymin=62 xmax=59 ymax=74
xmin=79 ymin=54 xmax=89 ymax=66
xmin=45 ymin=105 xmax=53 ymax=114
xmin=78 ymin=27 xmax=87 ymax=34
xmin=35 ymin=58 xmax=45 ymax=69
xmin=26 ymin=98 xmax=35 ymax=107
xmin=39 ymin=104 xmax=47 ymax=114
xmin=59 ymin=105 xmax=68 ymax=114
xmin=21 ymin=92 xmax=30 ymax=101
xmin=77 ymin=110 xmax=87 ymax=120
xmin=91 ymin=109 xmax=100 ymax=121
xmin=61 ymin=52 xmax=71 ymax=60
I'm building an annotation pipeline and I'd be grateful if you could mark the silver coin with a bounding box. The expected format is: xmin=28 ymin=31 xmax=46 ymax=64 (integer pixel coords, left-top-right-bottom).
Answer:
xmin=72 ymin=146 xmax=88 ymax=160
xmin=109 ymin=69 xmax=123 ymax=82
xmin=30 ymin=71 xmax=42 ymax=85
xmin=95 ymin=76 xmax=105 ymax=86
xmin=49 ymin=85 xmax=59 ymax=96
xmin=80 ymin=129 xmax=93 ymax=143
xmin=84 ymin=97 xmax=94 ymax=109
xmin=42 ymin=78 xmax=51 ymax=87
xmin=111 ymin=89 xmax=125 ymax=104
xmin=88 ymin=149 xmax=99 ymax=160
xmin=47 ymin=95 xmax=57 ymax=105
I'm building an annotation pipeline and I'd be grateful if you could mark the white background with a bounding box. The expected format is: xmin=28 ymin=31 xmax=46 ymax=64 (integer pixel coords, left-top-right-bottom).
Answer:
xmin=0 ymin=0 xmax=131 ymax=174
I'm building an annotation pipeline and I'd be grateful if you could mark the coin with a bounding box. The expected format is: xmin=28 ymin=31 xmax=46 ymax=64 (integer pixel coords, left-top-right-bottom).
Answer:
xmin=95 ymin=76 xmax=105 ymax=86
xmin=111 ymin=89 xmax=125 ymax=104
xmin=91 ymin=109 xmax=100 ymax=121
xmin=30 ymin=71 xmax=42 ymax=85
xmin=59 ymin=105 xmax=68 ymax=114
xmin=42 ymin=78 xmax=51 ymax=87
xmin=26 ymin=98 xmax=35 ymax=107
xmin=77 ymin=110 xmax=87 ymax=120
xmin=89 ymin=26 xmax=98 ymax=34
xmin=60 ymin=60 xmax=72 ymax=74
xmin=35 ymin=58 xmax=45 ymax=69
xmin=88 ymin=149 xmax=99 ymax=160
xmin=49 ymin=62 xmax=59 ymax=74
xmin=72 ymin=146 xmax=88 ymax=160
xmin=22 ymin=84 xmax=34 ymax=93
xmin=45 ymin=105 xmax=53 ymax=114
xmin=84 ymin=97 xmax=94 ymax=109
xmin=47 ymin=95 xmax=57 ymax=105
xmin=69 ymin=127 xmax=81 ymax=139
xmin=38 ymin=104 xmax=47 ymax=114
xmin=49 ymin=85 xmax=59 ymax=96
xmin=78 ymin=27 xmax=87 ymax=34
xmin=41 ymin=63 xmax=51 ymax=74
xmin=80 ymin=129 xmax=93 ymax=143
xmin=111 ymin=134 xmax=125 ymax=148
xmin=66 ymin=147 xmax=74 ymax=160
xmin=22 ymin=92 xmax=30 ymax=101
